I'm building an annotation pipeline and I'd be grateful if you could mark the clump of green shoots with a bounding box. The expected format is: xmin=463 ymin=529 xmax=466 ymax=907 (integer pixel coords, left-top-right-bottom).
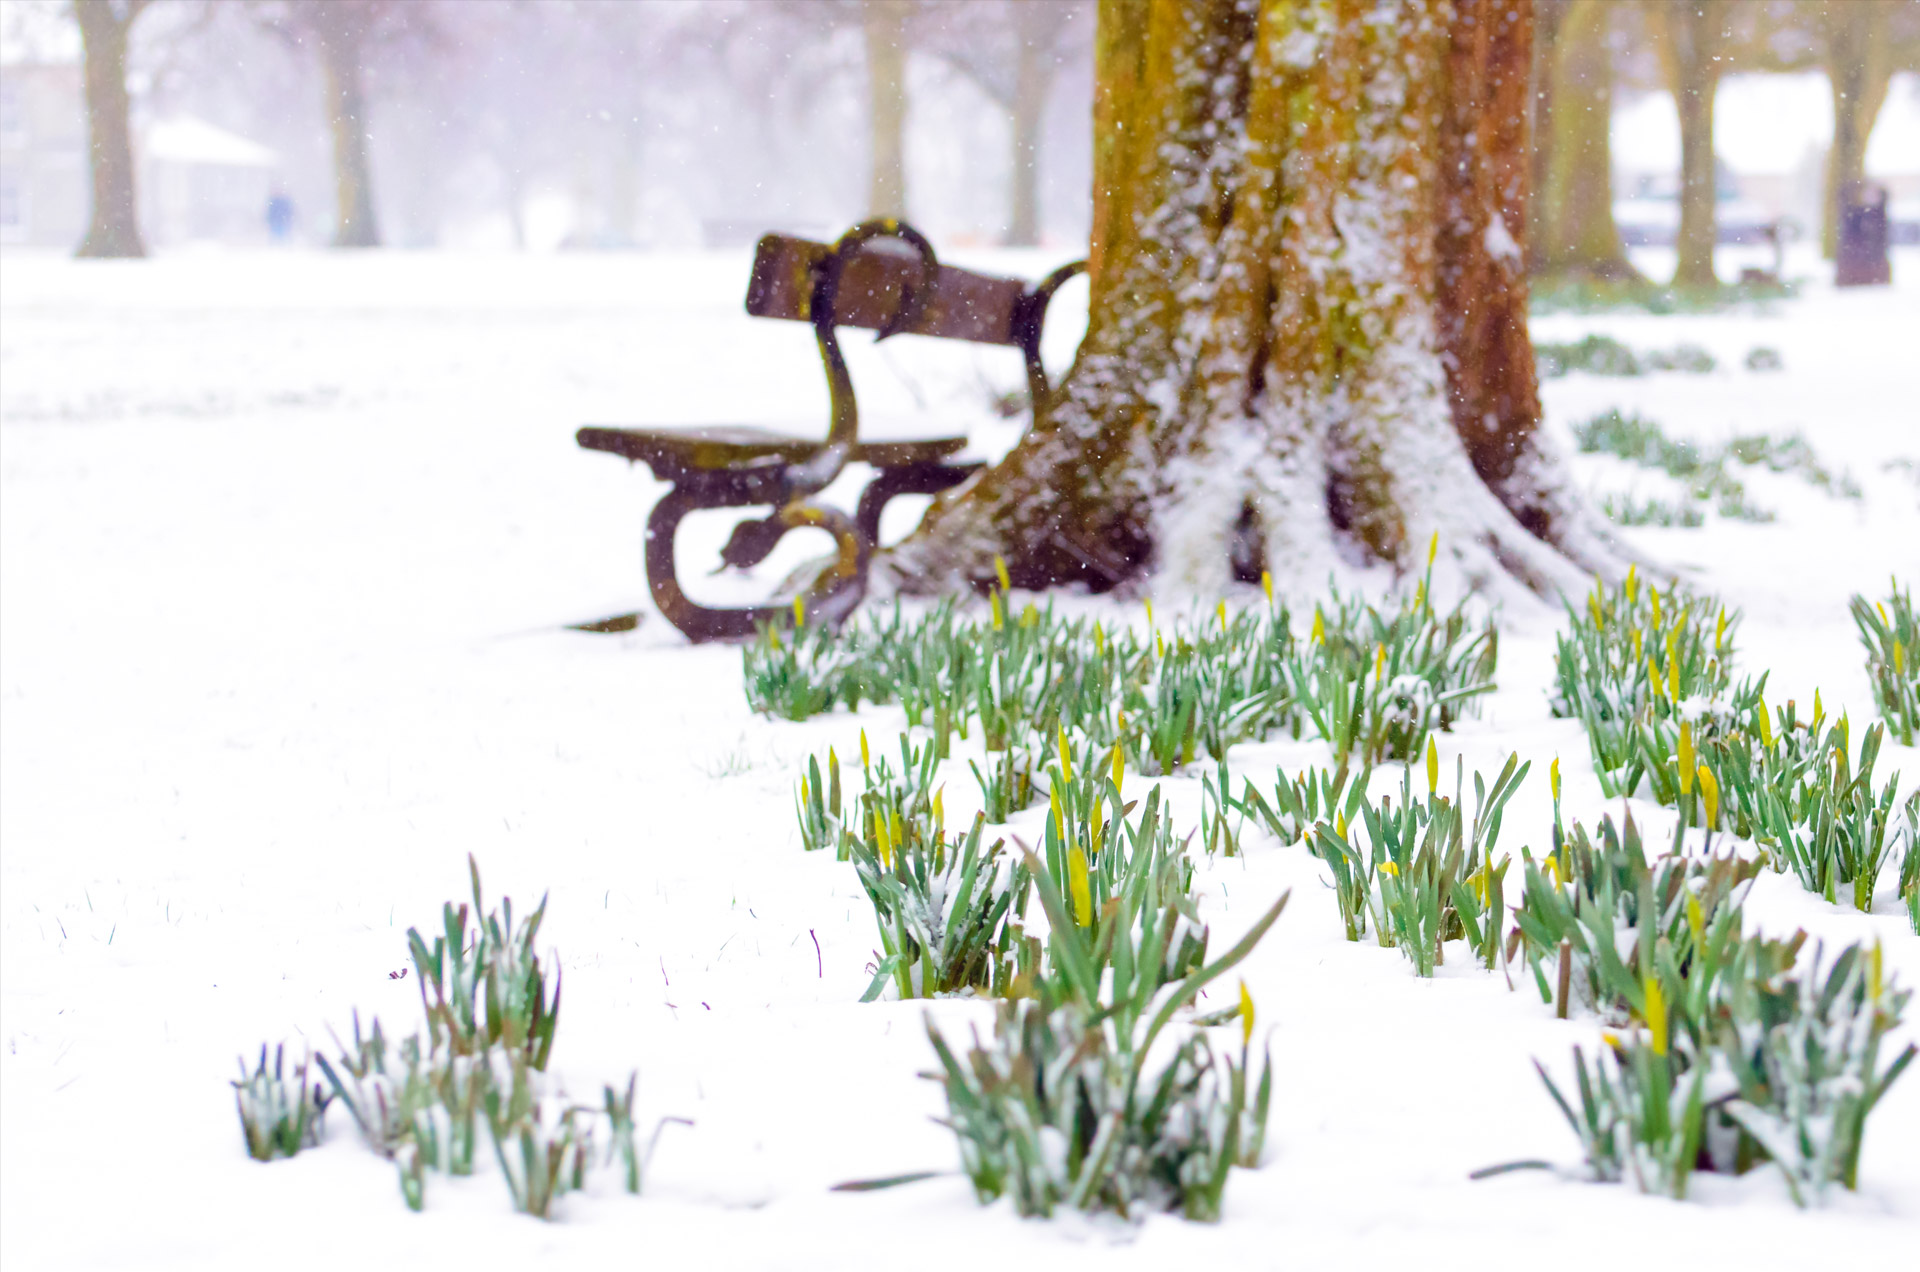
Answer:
xmin=1551 ymin=568 xmax=1757 ymax=808
xmin=1850 ymin=580 xmax=1918 ymax=746
xmin=1902 ymin=793 xmax=1920 ymax=934
xmin=1570 ymin=411 xmax=1857 ymax=530
xmin=237 ymin=859 xmax=673 ymax=1220
xmin=924 ymin=893 xmax=1286 ymax=1221
xmin=1306 ymin=748 xmax=1525 ymax=972
xmin=1530 ymin=1035 xmax=1708 ymax=1200
xmin=482 ymin=1051 xmax=591 ymax=1219
xmin=406 ymin=855 xmax=561 ymax=1069
xmin=1535 ymin=334 xmax=1717 ymax=379
xmin=1509 ymin=805 xmax=1764 ymax=1023
xmin=316 ymin=1011 xmax=433 ymax=1157
xmin=1722 ymin=942 xmax=1916 ymax=1205
xmin=794 ymin=747 xmax=847 ymax=853
xmin=233 ymin=1044 xmax=329 ymax=1162
xmin=850 ymin=802 xmax=1035 ymax=1002
xmin=1754 ymin=719 xmax=1904 ymax=912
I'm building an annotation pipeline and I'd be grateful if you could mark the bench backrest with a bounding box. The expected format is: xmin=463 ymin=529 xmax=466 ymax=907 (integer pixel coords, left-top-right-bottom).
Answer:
xmin=744 ymin=232 xmax=1028 ymax=347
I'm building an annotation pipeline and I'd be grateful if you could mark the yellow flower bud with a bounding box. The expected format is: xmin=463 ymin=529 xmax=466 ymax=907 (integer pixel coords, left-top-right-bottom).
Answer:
xmin=994 ymin=554 xmax=1011 ymax=593
xmin=1426 ymin=738 xmax=1439 ymax=796
xmin=1068 ymin=845 xmax=1092 ymax=927
xmin=1698 ymin=765 xmax=1719 ymax=827
xmin=1645 ymin=977 xmax=1668 ymax=1057
xmin=1240 ymin=980 xmax=1256 ymax=1047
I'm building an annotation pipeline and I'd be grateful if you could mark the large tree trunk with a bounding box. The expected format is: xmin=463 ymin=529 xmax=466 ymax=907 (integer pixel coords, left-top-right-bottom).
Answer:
xmin=1654 ymin=1 xmax=1727 ymax=289
xmin=864 ymin=0 xmax=911 ymax=218
xmin=1819 ymin=2 xmax=1894 ymax=259
xmin=312 ymin=13 xmax=382 ymax=248
xmin=73 ymin=0 xmax=148 ymax=260
xmin=1536 ymin=0 xmax=1636 ymax=279
xmin=884 ymin=0 xmax=1610 ymax=602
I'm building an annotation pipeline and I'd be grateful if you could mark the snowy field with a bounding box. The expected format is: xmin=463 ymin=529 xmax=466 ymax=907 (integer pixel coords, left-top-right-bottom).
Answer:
xmin=2 ymin=244 xmax=1917 ymax=1269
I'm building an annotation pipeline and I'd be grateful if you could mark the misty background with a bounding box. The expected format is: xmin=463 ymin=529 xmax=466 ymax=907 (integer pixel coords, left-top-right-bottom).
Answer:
xmin=1 ymin=0 xmax=1915 ymax=263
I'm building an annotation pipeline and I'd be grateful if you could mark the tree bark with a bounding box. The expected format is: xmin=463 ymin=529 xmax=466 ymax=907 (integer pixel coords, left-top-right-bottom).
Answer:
xmin=864 ymin=0 xmax=911 ymax=218
xmin=1537 ymin=0 xmax=1636 ymax=279
xmin=1819 ymin=2 xmax=1893 ymax=258
xmin=1654 ymin=1 xmax=1728 ymax=289
xmin=884 ymin=0 xmax=1610 ymax=602
xmin=73 ymin=0 xmax=148 ymax=259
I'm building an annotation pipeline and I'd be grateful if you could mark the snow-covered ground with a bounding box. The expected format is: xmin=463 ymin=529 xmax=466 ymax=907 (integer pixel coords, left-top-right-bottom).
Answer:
xmin=2 ymin=243 xmax=1916 ymax=1269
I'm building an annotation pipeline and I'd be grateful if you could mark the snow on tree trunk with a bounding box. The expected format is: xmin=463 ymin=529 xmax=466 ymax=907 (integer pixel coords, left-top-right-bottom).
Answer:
xmin=74 ymin=0 xmax=147 ymax=260
xmin=883 ymin=0 xmax=1610 ymax=602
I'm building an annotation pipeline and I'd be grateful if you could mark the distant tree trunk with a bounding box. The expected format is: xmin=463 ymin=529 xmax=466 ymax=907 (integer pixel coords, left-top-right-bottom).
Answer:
xmin=310 ymin=7 xmax=382 ymax=248
xmin=1004 ymin=1 xmax=1070 ymax=247
xmin=1654 ymin=0 xmax=1728 ymax=289
xmin=864 ymin=0 xmax=911 ymax=218
xmin=885 ymin=0 xmax=1610 ymax=600
xmin=1819 ymin=2 xmax=1894 ymax=258
xmin=1526 ymin=0 xmax=1570 ymax=274
xmin=609 ymin=117 xmax=645 ymax=246
xmin=1537 ymin=0 xmax=1636 ymax=279
xmin=1006 ymin=27 xmax=1049 ymax=246
xmin=73 ymin=0 xmax=149 ymax=259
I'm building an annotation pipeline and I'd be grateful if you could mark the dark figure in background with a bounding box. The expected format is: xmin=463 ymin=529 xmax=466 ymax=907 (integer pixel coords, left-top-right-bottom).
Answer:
xmin=266 ymin=191 xmax=295 ymax=244
xmin=1835 ymin=182 xmax=1891 ymax=288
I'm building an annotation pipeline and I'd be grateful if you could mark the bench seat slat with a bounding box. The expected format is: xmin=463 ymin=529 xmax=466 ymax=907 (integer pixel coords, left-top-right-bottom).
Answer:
xmin=745 ymin=233 xmax=1028 ymax=347
xmin=578 ymin=425 xmax=970 ymax=479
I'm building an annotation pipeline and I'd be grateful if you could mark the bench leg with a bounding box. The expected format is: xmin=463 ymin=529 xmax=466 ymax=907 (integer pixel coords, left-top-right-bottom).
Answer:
xmin=646 ymin=485 xmax=871 ymax=642
xmin=854 ymin=462 xmax=983 ymax=547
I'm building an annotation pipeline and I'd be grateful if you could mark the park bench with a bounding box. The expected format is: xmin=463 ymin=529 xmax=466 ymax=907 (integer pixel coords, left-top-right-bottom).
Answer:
xmin=576 ymin=219 xmax=1085 ymax=642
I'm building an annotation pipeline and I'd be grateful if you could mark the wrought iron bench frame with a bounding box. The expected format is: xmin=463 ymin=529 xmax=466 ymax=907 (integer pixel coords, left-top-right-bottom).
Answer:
xmin=576 ymin=219 xmax=1085 ymax=642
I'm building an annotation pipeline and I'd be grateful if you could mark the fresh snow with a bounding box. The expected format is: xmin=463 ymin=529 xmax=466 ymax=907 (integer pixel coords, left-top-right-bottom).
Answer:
xmin=2 ymin=244 xmax=1917 ymax=1269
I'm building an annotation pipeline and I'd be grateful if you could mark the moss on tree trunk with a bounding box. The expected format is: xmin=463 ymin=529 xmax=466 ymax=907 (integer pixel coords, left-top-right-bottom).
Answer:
xmin=883 ymin=0 xmax=1611 ymax=602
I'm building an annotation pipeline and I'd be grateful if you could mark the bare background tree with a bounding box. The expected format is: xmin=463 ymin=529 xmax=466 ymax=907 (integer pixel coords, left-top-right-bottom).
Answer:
xmin=72 ymin=0 xmax=151 ymax=257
